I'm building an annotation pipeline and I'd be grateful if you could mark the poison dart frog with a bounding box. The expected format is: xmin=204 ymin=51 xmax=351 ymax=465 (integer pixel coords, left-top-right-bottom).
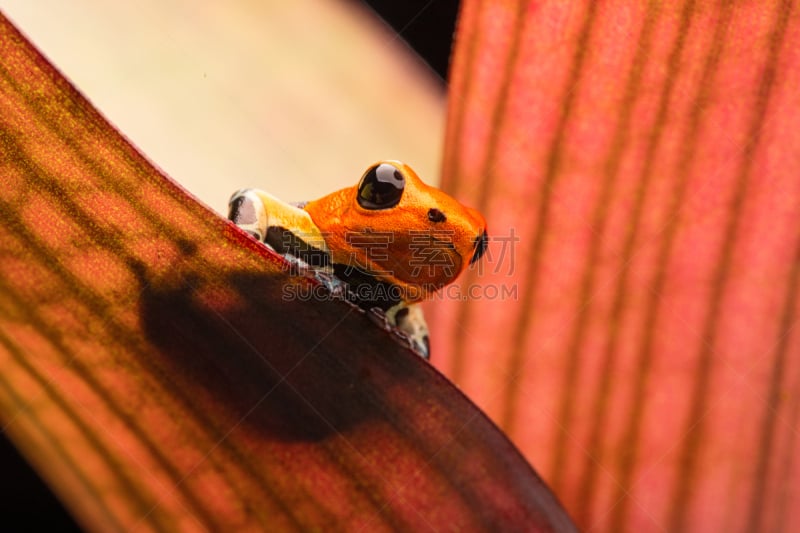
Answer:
xmin=228 ymin=160 xmax=487 ymax=359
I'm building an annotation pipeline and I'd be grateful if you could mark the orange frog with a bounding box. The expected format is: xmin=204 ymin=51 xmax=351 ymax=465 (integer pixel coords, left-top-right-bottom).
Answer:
xmin=228 ymin=160 xmax=487 ymax=359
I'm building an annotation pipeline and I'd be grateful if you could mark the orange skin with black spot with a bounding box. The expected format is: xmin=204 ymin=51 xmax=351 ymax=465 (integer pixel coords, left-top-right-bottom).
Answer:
xmin=304 ymin=161 xmax=486 ymax=303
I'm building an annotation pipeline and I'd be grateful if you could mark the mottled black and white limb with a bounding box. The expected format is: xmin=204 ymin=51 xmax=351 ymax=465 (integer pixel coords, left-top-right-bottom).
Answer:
xmin=388 ymin=303 xmax=430 ymax=359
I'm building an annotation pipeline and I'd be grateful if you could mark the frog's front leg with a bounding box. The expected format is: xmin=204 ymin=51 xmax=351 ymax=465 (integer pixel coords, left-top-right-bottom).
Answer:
xmin=387 ymin=303 xmax=430 ymax=359
xmin=228 ymin=189 xmax=331 ymax=268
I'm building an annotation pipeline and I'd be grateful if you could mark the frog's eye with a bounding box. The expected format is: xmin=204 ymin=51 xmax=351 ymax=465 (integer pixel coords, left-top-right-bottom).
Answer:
xmin=357 ymin=163 xmax=405 ymax=210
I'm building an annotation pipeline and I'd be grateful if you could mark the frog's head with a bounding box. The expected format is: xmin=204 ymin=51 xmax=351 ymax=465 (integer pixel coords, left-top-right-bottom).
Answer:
xmin=305 ymin=160 xmax=488 ymax=302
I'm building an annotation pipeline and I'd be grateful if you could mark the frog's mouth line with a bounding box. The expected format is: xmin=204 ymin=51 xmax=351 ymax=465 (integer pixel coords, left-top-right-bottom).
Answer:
xmin=470 ymin=230 xmax=488 ymax=265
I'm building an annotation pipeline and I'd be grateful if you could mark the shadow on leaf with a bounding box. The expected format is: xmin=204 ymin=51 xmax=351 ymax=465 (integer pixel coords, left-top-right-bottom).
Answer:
xmin=139 ymin=264 xmax=413 ymax=442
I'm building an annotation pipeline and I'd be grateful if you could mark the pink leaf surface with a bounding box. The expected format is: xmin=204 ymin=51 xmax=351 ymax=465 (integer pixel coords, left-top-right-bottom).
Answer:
xmin=432 ymin=1 xmax=800 ymax=531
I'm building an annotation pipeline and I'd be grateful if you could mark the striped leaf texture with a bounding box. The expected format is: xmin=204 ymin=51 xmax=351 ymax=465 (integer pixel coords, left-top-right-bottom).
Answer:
xmin=0 ymin=12 xmax=576 ymax=533
xmin=431 ymin=1 xmax=800 ymax=531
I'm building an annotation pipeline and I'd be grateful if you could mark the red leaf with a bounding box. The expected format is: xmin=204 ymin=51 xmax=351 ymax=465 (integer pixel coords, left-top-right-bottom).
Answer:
xmin=433 ymin=1 xmax=800 ymax=531
xmin=0 ymin=12 xmax=575 ymax=532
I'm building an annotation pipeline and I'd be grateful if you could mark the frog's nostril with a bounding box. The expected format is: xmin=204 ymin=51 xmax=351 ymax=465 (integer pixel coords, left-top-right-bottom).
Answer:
xmin=470 ymin=230 xmax=488 ymax=265
xmin=428 ymin=208 xmax=447 ymax=223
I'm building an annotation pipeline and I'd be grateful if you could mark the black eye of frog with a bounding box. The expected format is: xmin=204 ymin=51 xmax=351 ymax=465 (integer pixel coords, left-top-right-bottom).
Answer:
xmin=357 ymin=163 xmax=405 ymax=210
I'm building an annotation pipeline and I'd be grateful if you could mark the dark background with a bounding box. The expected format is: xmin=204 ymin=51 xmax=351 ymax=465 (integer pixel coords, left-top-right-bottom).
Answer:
xmin=0 ymin=1 xmax=458 ymax=530
xmin=359 ymin=0 xmax=459 ymax=79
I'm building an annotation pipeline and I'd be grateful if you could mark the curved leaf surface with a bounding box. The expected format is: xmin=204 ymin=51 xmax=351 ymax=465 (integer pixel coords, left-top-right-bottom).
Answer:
xmin=432 ymin=1 xmax=800 ymax=531
xmin=0 ymin=12 xmax=575 ymax=532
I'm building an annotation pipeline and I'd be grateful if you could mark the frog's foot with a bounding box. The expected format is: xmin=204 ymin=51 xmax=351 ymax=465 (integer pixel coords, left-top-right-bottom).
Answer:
xmin=385 ymin=303 xmax=430 ymax=360
xmin=228 ymin=189 xmax=268 ymax=241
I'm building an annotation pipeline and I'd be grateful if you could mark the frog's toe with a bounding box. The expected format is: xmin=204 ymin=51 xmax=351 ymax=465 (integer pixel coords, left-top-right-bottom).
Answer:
xmin=406 ymin=333 xmax=430 ymax=360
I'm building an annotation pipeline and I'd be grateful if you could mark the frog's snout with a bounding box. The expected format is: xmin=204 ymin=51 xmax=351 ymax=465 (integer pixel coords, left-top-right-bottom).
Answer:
xmin=470 ymin=230 xmax=488 ymax=265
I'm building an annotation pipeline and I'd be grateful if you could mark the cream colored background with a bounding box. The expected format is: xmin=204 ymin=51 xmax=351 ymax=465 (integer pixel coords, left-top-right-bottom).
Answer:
xmin=1 ymin=0 xmax=445 ymax=214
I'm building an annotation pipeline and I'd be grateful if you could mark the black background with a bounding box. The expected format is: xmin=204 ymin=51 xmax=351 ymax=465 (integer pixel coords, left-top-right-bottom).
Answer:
xmin=0 ymin=1 xmax=458 ymax=530
xmin=359 ymin=0 xmax=459 ymax=79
